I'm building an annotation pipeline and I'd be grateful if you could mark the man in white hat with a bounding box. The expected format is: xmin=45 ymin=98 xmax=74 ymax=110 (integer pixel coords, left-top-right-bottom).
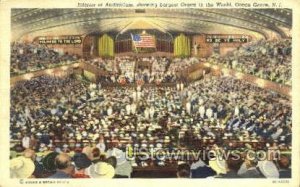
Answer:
xmin=10 ymin=156 xmax=35 ymax=178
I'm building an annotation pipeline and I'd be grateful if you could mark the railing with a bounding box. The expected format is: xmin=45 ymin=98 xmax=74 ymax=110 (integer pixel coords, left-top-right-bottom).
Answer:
xmin=10 ymin=60 xmax=292 ymax=97
xmin=203 ymin=62 xmax=291 ymax=97
xmin=10 ymin=62 xmax=80 ymax=86
xmin=9 ymin=138 xmax=291 ymax=151
xmin=78 ymin=62 xmax=110 ymax=76
xmin=10 ymin=61 xmax=78 ymax=77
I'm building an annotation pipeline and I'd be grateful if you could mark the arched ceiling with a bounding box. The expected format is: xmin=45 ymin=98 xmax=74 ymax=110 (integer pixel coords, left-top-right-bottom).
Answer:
xmin=11 ymin=8 xmax=292 ymax=41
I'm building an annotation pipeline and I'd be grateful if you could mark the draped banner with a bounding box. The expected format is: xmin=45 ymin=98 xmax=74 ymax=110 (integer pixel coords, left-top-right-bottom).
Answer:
xmin=98 ymin=34 xmax=114 ymax=57
xmin=174 ymin=33 xmax=191 ymax=57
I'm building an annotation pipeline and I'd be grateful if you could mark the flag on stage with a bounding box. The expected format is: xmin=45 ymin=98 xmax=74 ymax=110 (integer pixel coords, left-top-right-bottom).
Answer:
xmin=131 ymin=34 xmax=156 ymax=48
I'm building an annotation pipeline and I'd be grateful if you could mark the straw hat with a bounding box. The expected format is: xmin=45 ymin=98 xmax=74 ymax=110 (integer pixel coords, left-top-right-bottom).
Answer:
xmin=10 ymin=156 xmax=35 ymax=178
xmin=75 ymin=143 xmax=81 ymax=148
xmin=88 ymin=162 xmax=115 ymax=178
xmin=76 ymin=134 xmax=82 ymax=141
xmin=30 ymin=128 xmax=35 ymax=133
xmin=39 ymin=125 xmax=45 ymax=130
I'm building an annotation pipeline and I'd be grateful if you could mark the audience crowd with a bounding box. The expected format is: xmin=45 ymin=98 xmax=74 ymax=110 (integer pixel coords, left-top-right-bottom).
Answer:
xmin=11 ymin=42 xmax=79 ymax=76
xmin=10 ymin=73 xmax=291 ymax=178
xmin=9 ymin=38 xmax=292 ymax=179
xmin=208 ymin=39 xmax=292 ymax=85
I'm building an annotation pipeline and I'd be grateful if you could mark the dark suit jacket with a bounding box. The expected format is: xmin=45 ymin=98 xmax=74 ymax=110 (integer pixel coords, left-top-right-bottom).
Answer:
xmin=279 ymin=169 xmax=291 ymax=178
xmin=191 ymin=166 xmax=217 ymax=178
xmin=239 ymin=168 xmax=265 ymax=178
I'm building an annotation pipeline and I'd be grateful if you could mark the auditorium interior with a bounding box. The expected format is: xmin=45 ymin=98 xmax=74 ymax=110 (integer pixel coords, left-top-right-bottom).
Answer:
xmin=9 ymin=8 xmax=292 ymax=179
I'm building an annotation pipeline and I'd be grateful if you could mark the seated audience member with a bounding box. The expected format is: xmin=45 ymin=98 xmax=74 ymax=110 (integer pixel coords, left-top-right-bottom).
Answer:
xmin=82 ymin=146 xmax=93 ymax=161
xmin=239 ymin=158 xmax=265 ymax=178
xmin=48 ymin=153 xmax=74 ymax=178
xmin=277 ymin=155 xmax=291 ymax=178
xmin=23 ymin=149 xmax=43 ymax=178
xmin=42 ymin=152 xmax=59 ymax=171
xmin=106 ymin=156 xmax=129 ymax=178
xmin=106 ymin=144 xmax=133 ymax=177
xmin=91 ymin=147 xmax=103 ymax=164
xmin=257 ymin=160 xmax=279 ymax=178
xmin=73 ymin=153 xmax=92 ymax=178
xmin=217 ymin=154 xmax=243 ymax=178
xmin=208 ymin=158 xmax=227 ymax=177
xmin=10 ymin=156 xmax=35 ymax=178
xmin=191 ymin=154 xmax=217 ymax=178
xmin=41 ymin=152 xmax=59 ymax=177
xmin=9 ymin=72 xmax=292 ymax=179
xmin=177 ymin=163 xmax=191 ymax=178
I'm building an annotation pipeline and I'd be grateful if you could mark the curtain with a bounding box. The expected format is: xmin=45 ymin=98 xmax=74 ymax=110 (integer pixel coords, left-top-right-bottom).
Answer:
xmin=98 ymin=34 xmax=114 ymax=57
xmin=174 ymin=34 xmax=191 ymax=57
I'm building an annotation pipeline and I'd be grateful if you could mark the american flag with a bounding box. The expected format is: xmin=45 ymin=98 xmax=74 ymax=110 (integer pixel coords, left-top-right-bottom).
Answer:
xmin=131 ymin=34 xmax=156 ymax=48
